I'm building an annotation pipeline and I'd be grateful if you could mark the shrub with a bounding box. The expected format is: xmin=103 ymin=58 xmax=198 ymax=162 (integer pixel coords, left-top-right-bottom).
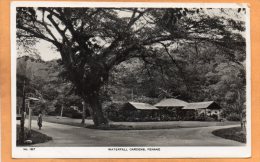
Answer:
xmin=47 ymin=111 xmax=57 ymax=116
xmin=210 ymin=114 xmax=218 ymax=120
xmin=196 ymin=113 xmax=206 ymax=121
xmin=63 ymin=108 xmax=82 ymax=119
xmin=205 ymin=116 xmax=216 ymax=121
xmin=226 ymin=113 xmax=240 ymax=121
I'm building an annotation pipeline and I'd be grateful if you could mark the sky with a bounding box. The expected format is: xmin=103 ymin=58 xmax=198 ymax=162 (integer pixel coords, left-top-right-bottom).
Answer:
xmin=35 ymin=40 xmax=60 ymax=61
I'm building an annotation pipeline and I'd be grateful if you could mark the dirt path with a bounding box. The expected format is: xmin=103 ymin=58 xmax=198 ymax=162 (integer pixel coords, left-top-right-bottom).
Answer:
xmin=29 ymin=120 xmax=244 ymax=147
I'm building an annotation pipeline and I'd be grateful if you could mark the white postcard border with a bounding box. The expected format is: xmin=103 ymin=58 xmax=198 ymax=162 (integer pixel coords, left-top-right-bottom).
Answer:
xmin=11 ymin=1 xmax=251 ymax=158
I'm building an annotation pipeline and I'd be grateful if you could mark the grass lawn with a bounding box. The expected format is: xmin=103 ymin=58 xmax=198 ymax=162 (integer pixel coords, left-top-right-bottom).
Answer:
xmin=212 ymin=126 xmax=246 ymax=143
xmin=16 ymin=125 xmax=52 ymax=146
xmin=31 ymin=115 xmax=239 ymax=130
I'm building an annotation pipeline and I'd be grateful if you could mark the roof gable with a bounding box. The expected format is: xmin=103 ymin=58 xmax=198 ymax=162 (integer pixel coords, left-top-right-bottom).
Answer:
xmin=154 ymin=98 xmax=188 ymax=107
xmin=183 ymin=101 xmax=221 ymax=110
xmin=127 ymin=102 xmax=159 ymax=110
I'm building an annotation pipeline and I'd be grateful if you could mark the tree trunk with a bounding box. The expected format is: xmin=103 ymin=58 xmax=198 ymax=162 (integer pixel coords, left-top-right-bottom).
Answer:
xmin=81 ymin=101 xmax=86 ymax=124
xmin=87 ymin=92 xmax=108 ymax=127
xmin=60 ymin=104 xmax=64 ymax=117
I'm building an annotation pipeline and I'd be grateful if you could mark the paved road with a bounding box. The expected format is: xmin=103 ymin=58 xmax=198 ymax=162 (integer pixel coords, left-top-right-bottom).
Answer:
xmin=29 ymin=120 xmax=243 ymax=147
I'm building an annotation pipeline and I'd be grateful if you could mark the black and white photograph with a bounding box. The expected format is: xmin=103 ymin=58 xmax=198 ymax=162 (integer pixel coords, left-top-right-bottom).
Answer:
xmin=11 ymin=2 xmax=250 ymax=158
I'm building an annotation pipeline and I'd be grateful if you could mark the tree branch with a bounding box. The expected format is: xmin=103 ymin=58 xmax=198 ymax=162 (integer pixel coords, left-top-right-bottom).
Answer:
xmin=40 ymin=11 xmax=59 ymax=43
xmin=127 ymin=9 xmax=147 ymax=28
xmin=47 ymin=14 xmax=69 ymax=44
xmin=160 ymin=42 xmax=191 ymax=91
xmin=17 ymin=24 xmax=59 ymax=46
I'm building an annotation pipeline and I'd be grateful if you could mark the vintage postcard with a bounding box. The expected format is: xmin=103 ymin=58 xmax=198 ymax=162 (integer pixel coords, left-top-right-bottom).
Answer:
xmin=11 ymin=2 xmax=251 ymax=158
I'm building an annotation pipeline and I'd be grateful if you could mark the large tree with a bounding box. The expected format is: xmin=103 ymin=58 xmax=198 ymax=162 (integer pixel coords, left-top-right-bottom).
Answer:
xmin=16 ymin=7 xmax=246 ymax=126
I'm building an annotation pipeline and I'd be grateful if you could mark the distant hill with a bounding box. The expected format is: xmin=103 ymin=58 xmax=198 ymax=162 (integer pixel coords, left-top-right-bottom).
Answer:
xmin=17 ymin=56 xmax=60 ymax=83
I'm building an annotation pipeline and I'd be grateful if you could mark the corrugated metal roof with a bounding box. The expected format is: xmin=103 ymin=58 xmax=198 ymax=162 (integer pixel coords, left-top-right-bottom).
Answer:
xmin=183 ymin=101 xmax=215 ymax=110
xmin=129 ymin=102 xmax=159 ymax=110
xmin=154 ymin=98 xmax=188 ymax=107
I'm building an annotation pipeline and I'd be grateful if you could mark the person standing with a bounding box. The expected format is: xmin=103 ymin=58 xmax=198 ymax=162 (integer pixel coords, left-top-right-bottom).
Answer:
xmin=37 ymin=111 xmax=43 ymax=130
